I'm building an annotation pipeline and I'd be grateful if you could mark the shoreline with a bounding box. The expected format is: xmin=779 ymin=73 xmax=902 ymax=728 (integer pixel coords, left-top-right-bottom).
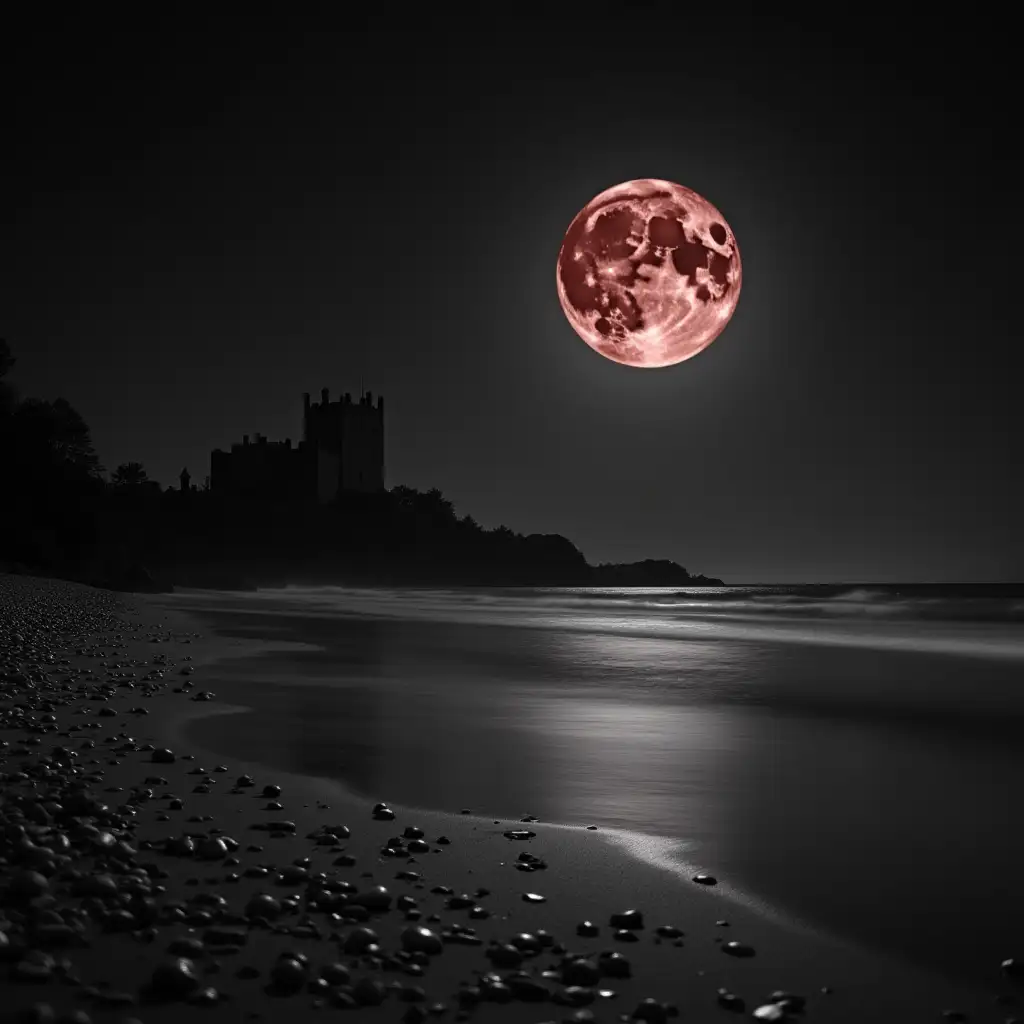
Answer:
xmin=0 ymin=573 xmax=1019 ymax=1023
xmin=170 ymin=694 xmax=818 ymax=943
xmin=151 ymin=594 xmax=1022 ymax=1007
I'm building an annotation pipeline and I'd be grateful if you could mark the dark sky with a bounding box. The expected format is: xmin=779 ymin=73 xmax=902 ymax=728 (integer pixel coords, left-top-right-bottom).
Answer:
xmin=5 ymin=13 xmax=1022 ymax=583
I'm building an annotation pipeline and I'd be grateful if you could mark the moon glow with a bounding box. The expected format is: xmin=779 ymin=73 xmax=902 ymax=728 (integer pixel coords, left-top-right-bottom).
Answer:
xmin=556 ymin=178 xmax=742 ymax=368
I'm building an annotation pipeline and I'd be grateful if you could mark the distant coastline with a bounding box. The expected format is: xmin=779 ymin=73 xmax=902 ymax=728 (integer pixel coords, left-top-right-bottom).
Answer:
xmin=0 ymin=341 xmax=722 ymax=593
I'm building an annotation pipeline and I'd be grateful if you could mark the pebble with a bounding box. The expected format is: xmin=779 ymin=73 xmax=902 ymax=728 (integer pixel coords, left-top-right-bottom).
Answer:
xmin=517 ymin=851 xmax=547 ymax=870
xmin=342 ymin=926 xmax=379 ymax=953
xmin=610 ymin=908 xmax=644 ymax=929
xmin=563 ymin=958 xmax=600 ymax=986
xmin=270 ymin=956 xmax=307 ymax=992
xmin=401 ymin=926 xmax=444 ymax=955
xmin=631 ymin=997 xmax=673 ymax=1023
xmin=1004 ymin=957 xmax=1024 ymax=978
xmin=752 ymin=1004 xmax=787 ymax=1022
xmin=769 ymin=991 xmax=806 ymax=1012
xmin=195 ymin=837 xmax=228 ymax=860
xmin=598 ymin=951 xmax=632 ymax=978
xmin=487 ymin=943 xmax=523 ymax=967
xmin=352 ymin=884 xmax=392 ymax=909
xmin=693 ymin=873 xmax=717 ymax=885
xmin=320 ymin=962 xmax=351 ymax=985
xmin=147 ymin=957 xmax=201 ymax=999
xmin=187 ymin=985 xmax=219 ymax=1005
xmin=562 ymin=985 xmax=596 ymax=1006
xmin=717 ymin=988 xmax=745 ymax=1011
xmin=244 ymin=893 xmax=282 ymax=919
xmin=722 ymin=940 xmax=756 ymax=957
xmin=10 ymin=869 xmax=50 ymax=901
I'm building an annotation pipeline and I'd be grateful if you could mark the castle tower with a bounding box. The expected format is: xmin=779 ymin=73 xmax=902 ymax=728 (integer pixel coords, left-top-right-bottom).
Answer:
xmin=301 ymin=387 xmax=386 ymax=498
xmin=179 ymin=467 xmax=191 ymax=493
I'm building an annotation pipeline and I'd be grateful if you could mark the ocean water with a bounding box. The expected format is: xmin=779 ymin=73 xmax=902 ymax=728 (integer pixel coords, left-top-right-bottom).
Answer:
xmin=167 ymin=584 xmax=1024 ymax=986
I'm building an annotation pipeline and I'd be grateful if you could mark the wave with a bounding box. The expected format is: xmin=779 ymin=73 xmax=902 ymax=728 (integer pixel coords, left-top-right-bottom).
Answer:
xmin=164 ymin=582 xmax=1024 ymax=662
xmin=213 ymin=582 xmax=1024 ymax=622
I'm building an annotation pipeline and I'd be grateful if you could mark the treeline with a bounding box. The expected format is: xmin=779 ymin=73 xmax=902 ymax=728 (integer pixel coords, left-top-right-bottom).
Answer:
xmin=0 ymin=341 xmax=722 ymax=591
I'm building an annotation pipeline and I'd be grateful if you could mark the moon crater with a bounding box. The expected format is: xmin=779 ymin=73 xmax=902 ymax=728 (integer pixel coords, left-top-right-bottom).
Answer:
xmin=556 ymin=178 xmax=742 ymax=367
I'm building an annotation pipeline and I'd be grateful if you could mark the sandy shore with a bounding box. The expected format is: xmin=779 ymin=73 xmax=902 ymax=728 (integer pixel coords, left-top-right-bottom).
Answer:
xmin=1 ymin=574 xmax=1020 ymax=1023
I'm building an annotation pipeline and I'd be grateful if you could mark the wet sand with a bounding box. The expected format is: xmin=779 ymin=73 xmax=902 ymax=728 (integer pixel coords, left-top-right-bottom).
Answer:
xmin=165 ymin=596 xmax=1024 ymax=989
xmin=1 ymin=573 xmax=1020 ymax=1023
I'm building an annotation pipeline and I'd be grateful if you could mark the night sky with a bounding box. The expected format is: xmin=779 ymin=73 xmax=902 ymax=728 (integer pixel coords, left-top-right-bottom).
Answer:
xmin=5 ymin=14 xmax=1021 ymax=583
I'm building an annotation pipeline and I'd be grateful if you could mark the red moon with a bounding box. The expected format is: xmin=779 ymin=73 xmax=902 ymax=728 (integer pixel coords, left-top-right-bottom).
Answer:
xmin=556 ymin=179 xmax=742 ymax=368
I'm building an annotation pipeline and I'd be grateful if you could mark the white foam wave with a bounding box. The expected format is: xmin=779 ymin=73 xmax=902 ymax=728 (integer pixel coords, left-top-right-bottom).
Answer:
xmin=164 ymin=585 xmax=1024 ymax=662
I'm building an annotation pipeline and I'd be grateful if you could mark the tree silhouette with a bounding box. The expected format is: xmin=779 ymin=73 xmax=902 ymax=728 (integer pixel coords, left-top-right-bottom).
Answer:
xmin=112 ymin=461 xmax=149 ymax=486
xmin=13 ymin=397 xmax=103 ymax=478
xmin=422 ymin=487 xmax=455 ymax=524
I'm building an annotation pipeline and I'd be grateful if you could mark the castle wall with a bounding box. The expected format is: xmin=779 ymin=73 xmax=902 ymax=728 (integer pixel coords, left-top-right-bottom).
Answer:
xmin=211 ymin=437 xmax=314 ymax=500
xmin=212 ymin=390 xmax=384 ymax=503
xmin=316 ymin=448 xmax=340 ymax=504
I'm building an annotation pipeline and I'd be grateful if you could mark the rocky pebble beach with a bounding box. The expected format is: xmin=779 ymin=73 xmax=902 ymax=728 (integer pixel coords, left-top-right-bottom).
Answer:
xmin=1 ymin=573 xmax=1020 ymax=1023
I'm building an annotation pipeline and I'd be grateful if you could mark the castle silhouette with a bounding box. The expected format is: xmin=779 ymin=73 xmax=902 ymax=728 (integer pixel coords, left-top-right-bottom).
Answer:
xmin=209 ymin=388 xmax=385 ymax=502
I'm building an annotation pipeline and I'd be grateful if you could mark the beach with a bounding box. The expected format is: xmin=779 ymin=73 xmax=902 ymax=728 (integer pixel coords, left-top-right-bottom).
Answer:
xmin=1 ymin=573 xmax=1021 ymax=1023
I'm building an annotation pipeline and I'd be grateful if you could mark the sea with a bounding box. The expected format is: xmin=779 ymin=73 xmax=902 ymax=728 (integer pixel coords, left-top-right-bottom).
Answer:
xmin=165 ymin=583 xmax=1024 ymax=986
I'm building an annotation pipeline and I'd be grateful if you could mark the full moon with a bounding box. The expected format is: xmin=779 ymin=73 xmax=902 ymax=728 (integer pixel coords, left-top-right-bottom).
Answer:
xmin=556 ymin=178 xmax=742 ymax=368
